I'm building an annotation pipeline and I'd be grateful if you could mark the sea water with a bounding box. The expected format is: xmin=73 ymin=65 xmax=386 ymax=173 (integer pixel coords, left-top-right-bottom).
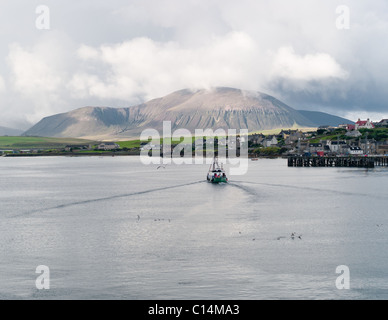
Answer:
xmin=1 ymin=156 xmax=388 ymax=299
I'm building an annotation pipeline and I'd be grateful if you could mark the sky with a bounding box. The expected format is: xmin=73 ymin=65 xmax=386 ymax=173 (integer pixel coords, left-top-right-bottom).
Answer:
xmin=1 ymin=0 xmax=388 ymax=129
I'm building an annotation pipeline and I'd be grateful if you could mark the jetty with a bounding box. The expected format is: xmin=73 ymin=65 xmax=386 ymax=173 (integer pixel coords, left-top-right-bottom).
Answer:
xmin=287 ymin=156 xmax=388 ymax=168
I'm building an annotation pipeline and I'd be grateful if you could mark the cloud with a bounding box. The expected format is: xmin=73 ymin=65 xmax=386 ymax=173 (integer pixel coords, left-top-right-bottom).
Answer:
xmin=8 ymin=43 xmax=62 ymax=96
xmin=342 ymin=111 xmax=386 ymax=123
xmin=69 ymin=36 xmax=349 ymax=109
xmin=0 ymin=75 xmax=5 ymax=93
xmin=1 ymin=0 xmax=388 ymax=128
xmin=7 ymin=42 xmax=63 ymax=124
xmin=271 ymin=46 xmax=348 ymax=82
xmin=69 ymin=32 xmax=265 ymax=103
xmin=5 ymin=31 xmax=77 ymax=124
xmin=78 ymin=45 xmax=100 ymax=61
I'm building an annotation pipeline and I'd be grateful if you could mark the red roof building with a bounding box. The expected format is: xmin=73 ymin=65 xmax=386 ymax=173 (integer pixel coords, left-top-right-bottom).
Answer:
xmin=356 ymin=118 xmax=375 ymax=129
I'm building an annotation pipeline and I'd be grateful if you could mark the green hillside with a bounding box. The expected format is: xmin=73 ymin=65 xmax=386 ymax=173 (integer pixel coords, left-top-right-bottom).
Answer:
xmin=0 ymin=136 xmax=98 ymax=150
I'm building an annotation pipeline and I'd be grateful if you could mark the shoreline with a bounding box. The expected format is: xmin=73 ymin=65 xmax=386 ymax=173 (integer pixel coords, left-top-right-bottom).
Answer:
xmin=1 ymin=152 xmax=282 ymax=159
xmin=1 ymin=152 xmax=139 ymax=157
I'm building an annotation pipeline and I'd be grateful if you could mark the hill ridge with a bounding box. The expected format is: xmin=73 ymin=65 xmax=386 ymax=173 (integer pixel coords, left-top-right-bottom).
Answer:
xmin=22 ymin=87 xmax=352 ymax=139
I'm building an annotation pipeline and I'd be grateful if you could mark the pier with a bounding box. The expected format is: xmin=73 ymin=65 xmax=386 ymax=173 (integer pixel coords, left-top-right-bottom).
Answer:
xmin=287 ymin=156 xmax=388 ymax=168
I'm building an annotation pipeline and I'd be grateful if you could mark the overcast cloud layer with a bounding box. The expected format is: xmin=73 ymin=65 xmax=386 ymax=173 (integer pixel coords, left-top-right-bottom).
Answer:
xmin=1 ymin=0 xmax=388 ymax=129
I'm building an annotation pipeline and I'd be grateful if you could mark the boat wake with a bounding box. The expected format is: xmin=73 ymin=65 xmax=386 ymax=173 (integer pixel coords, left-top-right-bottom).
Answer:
xmin=232 ymin=180 xmax=387 ymax=199
xmin=17 ymin=180 xmax=206 ymax=217
xmin=228 ymin=182 xmax=259 ymax=197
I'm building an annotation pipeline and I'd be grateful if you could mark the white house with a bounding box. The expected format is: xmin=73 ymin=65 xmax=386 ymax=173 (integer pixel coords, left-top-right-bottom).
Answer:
xmin=349 ymin=147 xmax=363 ymax=155
xmin=345 ymin=130 xmax=362 ymax=138
xmin=140 ymin=144 xmax=161 ymax=151
xmin=98 ymin=142 xmax=120 ymax=150
xmin=309 ymin=143 xmax=323 ymax=153
xmin=356 ymin=118 xmax=375 ymax=129
xmin=263 ymin=136 xmax=278 ymax=147
xmin=327 ymin=140 xmax=348 ymax=153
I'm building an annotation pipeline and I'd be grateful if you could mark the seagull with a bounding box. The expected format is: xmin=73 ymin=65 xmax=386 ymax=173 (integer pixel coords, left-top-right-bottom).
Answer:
xmin=137 ymin=215 xmax=140 ymax=222
xmin=298 ymin=235 xmax=302 ymax=240
xmin=157 ymin=165 xmax=166 ymax=170
xmin=377 ymin=224 xmax=383 ymax=227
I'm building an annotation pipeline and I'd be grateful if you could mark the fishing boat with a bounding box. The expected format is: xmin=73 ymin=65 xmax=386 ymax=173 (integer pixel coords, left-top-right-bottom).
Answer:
xmin=207 ymin=157 xmax=228 ymax=183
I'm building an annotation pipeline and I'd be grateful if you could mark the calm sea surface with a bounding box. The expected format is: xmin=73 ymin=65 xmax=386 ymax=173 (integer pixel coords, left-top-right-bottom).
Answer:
xmin=1 ymin=156 xmax=388 ymax=300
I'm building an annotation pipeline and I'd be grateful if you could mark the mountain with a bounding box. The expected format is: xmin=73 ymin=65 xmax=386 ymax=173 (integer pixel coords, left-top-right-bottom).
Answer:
xmin=23 ymin=87 xmax=351 ymax=139
xmin=0 ymin=126 xmax=23 ymax=136
xmin=298 ymin=110 xmax=354 ymax=127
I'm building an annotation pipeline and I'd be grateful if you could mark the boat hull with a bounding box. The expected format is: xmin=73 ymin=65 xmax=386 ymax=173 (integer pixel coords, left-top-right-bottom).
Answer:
xmin=208 ymin=177 xmax=228 ymax=184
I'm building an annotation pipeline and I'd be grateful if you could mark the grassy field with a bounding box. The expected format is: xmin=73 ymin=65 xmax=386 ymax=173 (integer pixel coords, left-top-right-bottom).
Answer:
xmin=117 ymin=137 xmax=196 ymax=149
xmin=0 ymin=136 xmax=99 ymax=150
xmin=116 ymin=139 xmax=142 ymax=149
xmin=1 ymin=136 xmax=193 ymax=150
xmin=309 ymin=134 xmax=341 ymax=143
xmin=249 ymin=127 xmax=318 ymax=135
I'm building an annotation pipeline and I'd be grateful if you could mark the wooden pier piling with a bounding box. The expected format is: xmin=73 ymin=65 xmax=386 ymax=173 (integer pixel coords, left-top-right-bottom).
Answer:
xmin=287 ymin=156 xmax=387 ymax=168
